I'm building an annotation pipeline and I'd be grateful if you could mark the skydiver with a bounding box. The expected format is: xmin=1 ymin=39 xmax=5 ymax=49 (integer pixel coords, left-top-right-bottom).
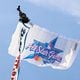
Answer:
xmin=17 ymin=5 xmax=30 ymax=24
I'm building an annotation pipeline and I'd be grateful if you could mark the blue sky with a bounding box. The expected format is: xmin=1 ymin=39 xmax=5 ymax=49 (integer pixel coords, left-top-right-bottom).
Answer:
xmin=0 ymin=0 xmax=80 ymax=80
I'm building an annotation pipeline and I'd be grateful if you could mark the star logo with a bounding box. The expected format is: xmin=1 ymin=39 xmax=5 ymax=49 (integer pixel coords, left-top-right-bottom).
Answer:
xmin=24 ymin=37 xmax=63 ymax=64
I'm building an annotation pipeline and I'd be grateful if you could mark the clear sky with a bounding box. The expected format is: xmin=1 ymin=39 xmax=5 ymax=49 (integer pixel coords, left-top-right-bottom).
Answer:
xmin=0 ymin=0 xmax=80 ymax=80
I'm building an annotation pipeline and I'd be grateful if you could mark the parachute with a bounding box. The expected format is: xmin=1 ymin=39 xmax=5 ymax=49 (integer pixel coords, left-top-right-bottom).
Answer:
xmin=8 ymin=6 xmax=80 ymax=80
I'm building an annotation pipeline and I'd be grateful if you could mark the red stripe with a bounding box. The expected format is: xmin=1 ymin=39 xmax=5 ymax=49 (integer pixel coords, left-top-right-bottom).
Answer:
xmin=11 ymin=55 xmax=20 ymax=80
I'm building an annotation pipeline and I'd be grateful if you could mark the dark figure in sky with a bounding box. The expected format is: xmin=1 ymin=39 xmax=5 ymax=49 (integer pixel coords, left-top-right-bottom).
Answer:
xmin=17 ymin=5 xmax=30 ymax=24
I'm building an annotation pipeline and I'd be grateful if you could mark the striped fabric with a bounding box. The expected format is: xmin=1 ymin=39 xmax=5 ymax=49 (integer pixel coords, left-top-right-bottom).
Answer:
xmin=11 ymin=55 xmax=20 ymax=80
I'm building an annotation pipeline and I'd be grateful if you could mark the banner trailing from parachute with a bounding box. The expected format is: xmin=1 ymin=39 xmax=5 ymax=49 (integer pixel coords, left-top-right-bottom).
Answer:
xmin=8 ymin=22 xmax=79 ymax=70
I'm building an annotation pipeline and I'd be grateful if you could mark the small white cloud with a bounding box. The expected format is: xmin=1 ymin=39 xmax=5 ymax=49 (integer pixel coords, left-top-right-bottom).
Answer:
xmin=25 ymin=0 xmax=80 ymax=17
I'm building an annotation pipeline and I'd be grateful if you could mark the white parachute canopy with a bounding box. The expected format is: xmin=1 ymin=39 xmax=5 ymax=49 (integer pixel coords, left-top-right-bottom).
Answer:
xmin=8 ymin=22 xmax=79 ymax=70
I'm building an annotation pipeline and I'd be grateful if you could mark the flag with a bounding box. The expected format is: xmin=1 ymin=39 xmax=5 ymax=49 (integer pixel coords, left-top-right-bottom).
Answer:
xmin=8 ymin=22 xmax=79 ymax=70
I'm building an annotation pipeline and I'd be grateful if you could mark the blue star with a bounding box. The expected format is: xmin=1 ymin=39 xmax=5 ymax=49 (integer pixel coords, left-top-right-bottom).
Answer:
xmin=48 ymin=37 xmax=63 ymax=53
xmin=24 ymin=37 xmax=63 ymax=63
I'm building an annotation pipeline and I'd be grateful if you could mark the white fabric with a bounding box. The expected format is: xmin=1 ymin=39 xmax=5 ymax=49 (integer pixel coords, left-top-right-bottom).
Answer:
xmin=8 ymin=22 xmax=79 ymax=70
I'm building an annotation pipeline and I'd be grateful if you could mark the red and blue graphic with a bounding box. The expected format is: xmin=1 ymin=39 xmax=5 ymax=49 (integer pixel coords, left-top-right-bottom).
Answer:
xmin=24 ymin=37 xmax=63 ymax=64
